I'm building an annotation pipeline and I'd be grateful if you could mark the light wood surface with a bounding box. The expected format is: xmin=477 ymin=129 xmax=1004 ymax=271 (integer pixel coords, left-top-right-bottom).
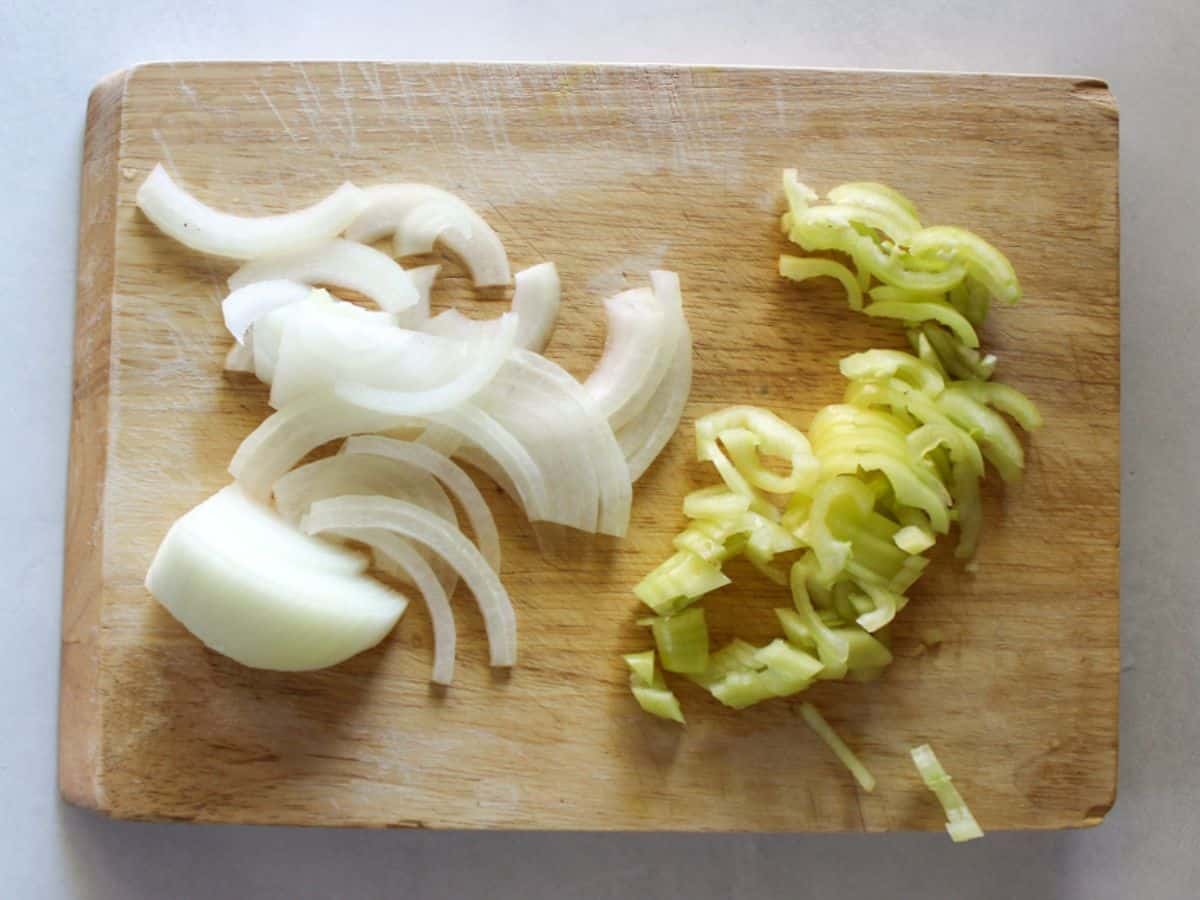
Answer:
xmin=60 ymin=62 xmax=1119 ymax=830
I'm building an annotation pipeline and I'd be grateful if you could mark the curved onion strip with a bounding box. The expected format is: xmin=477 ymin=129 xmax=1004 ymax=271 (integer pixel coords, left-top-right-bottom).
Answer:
xmin=229 ymin=238 xmax=418 ymax=313
xmin=331 ymin=526 xmax=456 ymax=685
xmin=617 ymin=271 xmax=694 ymax=481
xmin=509 ymin=350 xmax=632 ymax=536
xmin=229 ymin=390 xmax=404 ymax=499
xmin=475 ymin=358 xmax=599 ymax=532
xmin=392 ymin=264 xmax=439 ymax=329
xmin=222 ymin=280 xmax=313 ymax=343
xmin=271 ymin=453 xmax=459 ymax=595
xmin=584 ymin=288 xmax=665 ymax=428
xmin=420 ymin=263 xmax=561 ymax=352
xmin=224 ymin=339 xmax=255 ymax=373
xmin=512 ymin=263 xmax=561 ymax=352
xmin=269 ymin=306 xmax=514 ymax=410
xmin=135 ymin=165 xmax=367 ymax=260
xmin=303 ymin=496 xmax=516 ymax=667
xmin=334 ymin=312 xmax=517 ymax=416
xmin=341 ymin=435 xmax=502 ymax=571
xmin=346 ymin=184 xmax=511 ymax=286
xmin=411 ymin=406 xmax=550 ymax=522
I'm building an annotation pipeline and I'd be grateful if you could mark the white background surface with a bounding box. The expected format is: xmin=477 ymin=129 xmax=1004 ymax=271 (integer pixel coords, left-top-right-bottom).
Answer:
xmin=2 ymin=1 xmax=1195 ymax=897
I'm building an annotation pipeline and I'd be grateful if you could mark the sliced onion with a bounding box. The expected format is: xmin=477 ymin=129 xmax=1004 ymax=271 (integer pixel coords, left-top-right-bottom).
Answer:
xmin=345 ymin=184 xmax=511 ymax=286
xmin=393 ymin=264 xmax=440 ymax=329
xmin=334 ymin=312 xmax=518 ymax=415
xmin=135 ymin=165 xmax=368 ymax=261
xmin=186 ymin=483 xmax=368 ymax=576
xmin=222 ymin=279 xmax=312 ymax=344
xmin=303 ymin=495 xmax=517 ymax=667
xmin=146 ymin=485 xmax=406 ymax=672
xmin=229 ymin=238 xmax=418 ymax=313
xmin=250 ymin=291 xmax=397 ymax=386
xmin=229 ymin=390 xmax=405 ymax=499
xmin=341 ymin=435 xmax=501 ymax=572
xmin=584 ymin=287 xmax=666 ymax=429
xmin=508 ymin=350 xmax=631 ymax=536
xmin=224 ymin=339 xmax=255 ymax=373
xmin=616 ymin=271 xmax=694 ymax=481
xmin=512 ymin=263 xmax=560 ymax=352
xmin=271 ymin=452 xmax=459 ymax=595
xmin=331 ymin=526 xmax=456 ymax=685
xmin=420 ymin=262 xmax=561 ymax=353
xmin=412 ymin=406 xmax=550 ymax=521
xmin=474 ymin=356 xmax=600 ymax=533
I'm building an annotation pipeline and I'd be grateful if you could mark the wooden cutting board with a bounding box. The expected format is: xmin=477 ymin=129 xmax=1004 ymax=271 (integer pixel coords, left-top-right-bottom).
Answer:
xmin=61 ymin=62 xmax=1119 ymax=831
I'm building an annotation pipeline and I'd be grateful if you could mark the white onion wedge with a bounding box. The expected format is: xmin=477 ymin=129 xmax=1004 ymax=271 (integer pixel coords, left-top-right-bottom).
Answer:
xmin=229 ymin=238 xmax=419 ymax=313
xmin=136 ymin=165 xmax=368 ymax=261
xmin=346 ymin=184 xmax=511 ymax=286
xmin=222 ymin=279 xmax=312 ymax=344
xmin=616 ymin=271 xmax=694 ymax=481
xmin=272 ymin=453 xmax=460 ymax=596
xmin=146 ymin=485 xmax=406 ymax=671
xmin=341 ymin=435 xmax=502 ymax=572
xmin=303 ymin=496 xmax=517 ymax=667
xmin=584 ymin=287 xmax=666 ymax=430
xmin=331 ymin=527 xmax=457 ymax=685
xmin=334 ymin=312 xmax=518 ymax=415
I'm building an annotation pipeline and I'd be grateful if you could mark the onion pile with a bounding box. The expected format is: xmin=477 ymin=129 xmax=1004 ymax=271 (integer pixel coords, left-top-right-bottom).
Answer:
xmin=139 ymin=167 xmax=692 ymax=682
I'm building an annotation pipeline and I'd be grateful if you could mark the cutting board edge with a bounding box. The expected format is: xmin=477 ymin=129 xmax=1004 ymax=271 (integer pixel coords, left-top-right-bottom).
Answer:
xmin=59 ymin=68 xmax=130 ymax=813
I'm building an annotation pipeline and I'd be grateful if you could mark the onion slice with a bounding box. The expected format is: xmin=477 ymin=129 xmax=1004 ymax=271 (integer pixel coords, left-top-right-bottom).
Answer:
xmin=272 ymin=452 xmax=460 ymax=596
xmin=584 ymin=288 xmax=666 ymax=429
xmin=421 ymin=262 xmax=561 ymax=353
xmin=249 ymin=290 xmax=397 ymax=386
xmin=229 ymin=238 xmax=419 ymax=313
xmin=229 ymin=390 xmax=404 ymax=499
xmin=224 ymin=340 xmax=255 ymax=373
xmin=393 ymin=264 xmax=440 ymax=328
xmin=512 ymin=263 xmax=560 ymax=352
xmin=346 ymin=184 xmax=511 ymax=286
xmin=341 ymin=435 xmax=502 ymax=572
xmin=303 ymin=495 xmax=517 ymax=667
xmin=616 ymin=271 xmax=694 ymax=481
xmin=331 ymin=527 xmax=457 ymax=685
xmin=135 ymin=165 xmax=368 ymax=260
xmin=222 ymin=279 xmax=312 ymax=344
xmin=506 ymin=350 xmax=632 ymax=536
xmin=334 ymin=312 xmax=518 ymax=415
xmin=474 ymin=356 xmax=600 ymax=533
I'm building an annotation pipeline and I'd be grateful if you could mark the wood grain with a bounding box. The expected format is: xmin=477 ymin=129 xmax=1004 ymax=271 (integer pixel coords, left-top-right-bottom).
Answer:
xmin=60 ymin=62 xmax=1119 ymax=831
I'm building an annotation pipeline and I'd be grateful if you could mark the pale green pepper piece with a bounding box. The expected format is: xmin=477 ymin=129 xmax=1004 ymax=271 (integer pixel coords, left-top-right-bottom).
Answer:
xmin=779 ymin=254 xmax=865 ymax=311
xmin=644 ymin=607 xmax=710 ymax=674
xmin=864 ymin=299 xmax=980 ymax=348
xmin=909 ymin=225 xmax=1020 ymax=305
xmin=634 ymin=550 xmax=731 ymax=615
